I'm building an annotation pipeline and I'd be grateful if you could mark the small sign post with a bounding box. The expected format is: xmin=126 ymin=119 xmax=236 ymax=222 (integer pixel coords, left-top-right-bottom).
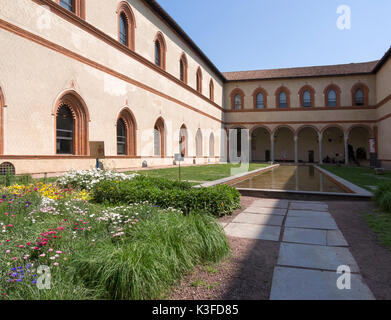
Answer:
xmin=175 ymin=153 xmax=184 ymax=181
xmin=90 ymin=142 xmax=105 ymax=169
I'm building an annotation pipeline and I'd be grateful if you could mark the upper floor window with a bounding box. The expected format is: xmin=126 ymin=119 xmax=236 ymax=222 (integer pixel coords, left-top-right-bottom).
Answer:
xmin=324 ymin=84 xmax=341 ymax=107
xmin=327 ymin=90 xmax=337 ymax=107
xmin=196 ymin=68 xmax=203 ymax=94
xmin=275 ymin=86 xmax=290 ymax=108
xmin=209 ymin=80 xmax=214 ymax=101
xmin=303 ymin=90 xmax=312 ymax=107
xmin=234 ymin=94 xmax=242 ymax=110
xmin=155 ymin=42 xmax=161 ymax=66
xmin=117 ymin=2 xmax=136 ymax=50
xmin=154 ymin=32 xmax=166 ymax=70
xmin=60 ymin=0 xmax=74 ymax=11
xmin=279 ymin=92 xmax=287 ymax=108
xmin=256 ymin=93 xmax=264 ymax=109
xmin=179 ymin=54 xmax=188 ymax=84
xmin=119 ymin=13 xmax=128 ymax=46
xmin=58 ymin=0 xmax=85 ymax=19
xmin=354 ymin=89 xmax=364 ymax=106
xmin=352 ymin=83 xmax=369 ymax=106
xmin=231 ymin=89 xmax=244 ymax=110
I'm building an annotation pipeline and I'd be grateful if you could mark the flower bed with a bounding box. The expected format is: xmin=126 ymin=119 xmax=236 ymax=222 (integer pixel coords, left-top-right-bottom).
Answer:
xmin=0 ymin=170 xmax=232 ymax=300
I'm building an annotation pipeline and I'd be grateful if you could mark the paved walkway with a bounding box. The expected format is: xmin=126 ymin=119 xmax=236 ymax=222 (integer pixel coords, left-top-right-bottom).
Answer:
xmin=223 ymin=199 xmax=375 ymax=300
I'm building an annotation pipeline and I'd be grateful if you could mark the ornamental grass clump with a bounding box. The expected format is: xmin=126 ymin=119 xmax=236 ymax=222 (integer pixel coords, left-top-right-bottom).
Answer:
xmin=70 ymin=211 xmax=229 ymax=300
xmin=375 ymin=182 xmax=391 ymax=212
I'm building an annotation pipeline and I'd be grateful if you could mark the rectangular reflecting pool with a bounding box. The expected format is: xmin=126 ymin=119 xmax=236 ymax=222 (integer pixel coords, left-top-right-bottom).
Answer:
xmin=232 ymin=166 xmax=348 ymax=193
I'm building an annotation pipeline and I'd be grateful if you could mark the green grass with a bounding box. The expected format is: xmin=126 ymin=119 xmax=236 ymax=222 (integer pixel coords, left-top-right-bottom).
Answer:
xmin=320 ymin=165 xmax=391 ymax=191
xmin=70 ymin=211 xmax=229 ymax=300
xmin=129 ymin=163 xmax=269 ymax=183
xmin=365 ymin=210 xmax=391 ymax=250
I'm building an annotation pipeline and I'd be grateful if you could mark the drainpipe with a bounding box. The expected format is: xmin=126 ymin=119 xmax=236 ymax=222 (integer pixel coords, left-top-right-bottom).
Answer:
xmin=294 ymin=135 xmax=298 ymax=164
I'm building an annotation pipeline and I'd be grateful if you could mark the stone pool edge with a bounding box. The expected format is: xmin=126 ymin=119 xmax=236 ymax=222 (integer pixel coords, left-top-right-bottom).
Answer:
xmin=196 ymin=164 xmax=280 ymax=188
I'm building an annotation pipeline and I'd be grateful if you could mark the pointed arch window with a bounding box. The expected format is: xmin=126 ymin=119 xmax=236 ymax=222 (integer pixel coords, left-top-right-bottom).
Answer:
xmin=256 ymin=93 xmax=264 ymax=109
xmin=196 ymin=68 xmax=203 ymax=94
xmin=154 ymin=33 xmax=166 ymax=70
xmin=209 ymin=80 xmax=214 ymax=101
xmin=56 ymin=105 xmax=74 ymax=155
xmin=327 ymin=90 xmax=337 ymax=107
xmin=117 ymin=118 xmax=127 ymax=155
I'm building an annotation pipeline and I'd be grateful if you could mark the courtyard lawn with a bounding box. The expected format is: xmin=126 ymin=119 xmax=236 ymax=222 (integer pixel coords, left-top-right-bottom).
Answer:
xmin=320 ymin=165 xmax=391 ymax=191
xmin=130 ymin=163 xmax=270 ymax=183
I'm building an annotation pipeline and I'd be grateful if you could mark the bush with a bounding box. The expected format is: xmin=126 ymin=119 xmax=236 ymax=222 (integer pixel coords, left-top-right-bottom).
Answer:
xmin=91 ymin=177 xmax=241 ymax=217
xmin=70 ymin=211 xmax=230 ymax=300
xmin=56 ymin=169 xmax=138 ymax=191
xmin=375 ymin=182 xmax=391 ymax=212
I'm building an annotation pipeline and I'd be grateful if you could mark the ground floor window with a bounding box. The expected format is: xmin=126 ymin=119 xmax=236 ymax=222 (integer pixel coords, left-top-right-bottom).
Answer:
xmin=56 ymin=105 xmax=74 ymax=155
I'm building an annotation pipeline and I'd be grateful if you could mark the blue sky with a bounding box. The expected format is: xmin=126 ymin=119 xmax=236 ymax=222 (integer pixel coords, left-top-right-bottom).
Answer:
xmin=157 ymin=0 xmax=391 ymax=72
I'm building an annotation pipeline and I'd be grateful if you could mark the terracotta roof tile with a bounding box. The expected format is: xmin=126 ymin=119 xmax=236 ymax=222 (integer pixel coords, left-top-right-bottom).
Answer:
xmin=223 ymin=61 xmax=379 ymax=81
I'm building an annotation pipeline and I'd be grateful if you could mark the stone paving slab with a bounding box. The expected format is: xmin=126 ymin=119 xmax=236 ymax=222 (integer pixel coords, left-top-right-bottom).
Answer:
xmin=219 ymin=222 xmax=228 ymax=228
xmin=291 ymin=201 xmax=327 ymax=206
xmin=224 ymin=222 xmax=281 ymax=241
xmin=277 ymin=243 xmax=360 ymax=272
xmin=243 ymin=207 xmax=287 ymax=216
xmin=270 ymin=267 xmax=375 ymax=300
xmin=287 ymin=210 xmax=333 ymax=219
xmin=327 ymin=230 xmax=349 ymax=247
xmin=250 ymin=199 xmax=289 ymax=209
xmin=233 ymin=212 xmax=284 ymax=226
xmin=289 ymin=202 xmax=328 ymax=212
xmin=285 ymin=216 xmax=338 ymax=230
xmin=283 ymin=228 xmax=327 ymax=245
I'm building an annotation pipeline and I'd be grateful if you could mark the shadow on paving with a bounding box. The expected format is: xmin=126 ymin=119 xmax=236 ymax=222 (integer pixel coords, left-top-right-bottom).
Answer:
xmin=221 ymin=237 xmax=280 ymax=300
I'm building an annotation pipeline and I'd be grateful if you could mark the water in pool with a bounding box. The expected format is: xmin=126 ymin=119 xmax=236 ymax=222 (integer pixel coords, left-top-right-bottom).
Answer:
xmin=233 ymin=166 xmax=347 ymax=193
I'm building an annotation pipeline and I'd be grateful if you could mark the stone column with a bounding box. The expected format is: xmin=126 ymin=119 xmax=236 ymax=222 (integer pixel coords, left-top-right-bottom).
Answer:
xmin=294 ymin=135 xmax=298 ymax=164
xmin=344 ymin=133 xmax=349 ymax=165
xmin=271 ymin=134 xmax=275 ymax=163
xmin=318 ymin=132 xmax=323 ymax=165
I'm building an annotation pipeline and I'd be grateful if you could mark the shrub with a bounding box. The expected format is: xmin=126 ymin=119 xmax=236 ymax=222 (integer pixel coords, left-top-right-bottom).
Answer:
xmin=70 ymin=211 xmax=229 ymax=300
xmin=375 ymin=182 xmax=391 ymax=212
xmin=91 ymin=178 xmax=241 ymax=217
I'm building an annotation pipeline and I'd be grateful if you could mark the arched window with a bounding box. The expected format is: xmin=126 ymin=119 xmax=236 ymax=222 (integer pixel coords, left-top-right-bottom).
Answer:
xmin=324 ymin=85 xmax=341 ymax=107
xmin=155 ymin=42 xmax=161 ymax=67
xmin=119 ymin=13 xmax=128 ymax=46
xmin=351 ymin=83 xmax=369 ymax=106
xmin=179 ymin=125 xmax=188 ymax=157
xmin=154 ymin=32 xmax=166 ymax=70
xmin=196 ymin=129 xmax=203 ymax=157
xmin=275 ymin=86 xmax=290 ymax=108
xmin=253 ymin=88 xmax=267 ymax=109
xmin=279 ymin=92 xmax=287 ymax=108
xmin=116 ymin=108 xmax=137 ymax=156
xmin=58 ymin=0 xmax=85 ymax=19
xmin=59 ymin=0 xmax=73 ymax=11
xmin=117 ymin=118 xmax=127 ymax=155
xmin=117 ymin=2 xmax=136 ymax=50
xmin=179 ymin=54 xmax=188 ymax=84
xmin=231 ymin=89 xmax=244 ymax=110
xmin=303 ymin=90 xmax=311 ymax=107
xmin=55 ymin=92 xmax=89 ymax=155
xmin=327 ymin=90 xmax=337 ymax=107
xmin=154 ymin=118 xmax=165 ymax=157
xmin=56 ymin=105 xmax=74 ymax=155
xmin=196 ymin=68 xmax=203 ymax=94
xmin=234 ymin=95 xmax=242 ymax=110
xmin=209 ymin=133 xmax=215 ymax=158
xmin=354 ymin=89 xmax=364 ymax=106
xmin=299 ymin=85 xmax=315 ymax=108
xmin=209 ymin=80 xmax=214 ymax=101
xmin=256 ymin=93 xmax=264 ymax=109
